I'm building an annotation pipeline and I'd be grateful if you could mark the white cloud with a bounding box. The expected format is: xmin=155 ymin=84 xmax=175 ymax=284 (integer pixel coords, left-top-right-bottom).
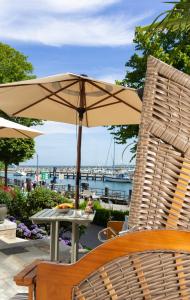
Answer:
xmin=0 ymin=0 xmax=151 ymax=46
xmin=0 ymin=0 xmax=121 ymax=15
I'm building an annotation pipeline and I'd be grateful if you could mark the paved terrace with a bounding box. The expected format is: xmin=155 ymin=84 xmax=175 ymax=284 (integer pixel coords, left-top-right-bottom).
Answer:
xmin=0 ymin=224 xmax=102 ymax=300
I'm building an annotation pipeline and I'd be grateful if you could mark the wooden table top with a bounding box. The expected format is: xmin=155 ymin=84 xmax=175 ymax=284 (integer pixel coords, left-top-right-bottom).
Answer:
xmin=30 ymin=208 xmax=95 ymax=224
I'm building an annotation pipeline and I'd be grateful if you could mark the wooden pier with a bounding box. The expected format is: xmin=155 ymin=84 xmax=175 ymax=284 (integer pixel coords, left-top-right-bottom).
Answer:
xmin=8 ymin=165 xmax=134 ymax=182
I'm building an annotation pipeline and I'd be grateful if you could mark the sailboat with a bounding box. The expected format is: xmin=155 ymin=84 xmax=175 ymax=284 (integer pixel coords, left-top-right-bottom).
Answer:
xmin=104 ymin=138 xmax=131 ymax=183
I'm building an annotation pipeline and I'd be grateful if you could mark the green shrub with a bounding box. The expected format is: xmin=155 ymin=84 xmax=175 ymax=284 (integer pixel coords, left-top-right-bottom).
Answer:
xmin=0 ymin=189 xmax=12 ymax=207
xmin=93 ymin=208 xmax=128 ymax=227
xmin=80 ymin=199 xmax=128 ymax=227
xmin=26 ymin=187 xmax=71 ymax=217
xmin=8 ymin=188 xmax=28 ymax=220
xmin=93 ymin=208 xmax=111 ymax=227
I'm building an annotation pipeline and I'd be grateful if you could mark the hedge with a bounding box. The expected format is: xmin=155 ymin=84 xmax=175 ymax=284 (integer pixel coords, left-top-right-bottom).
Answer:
xmin=93 ymin=208 xmax=128 ymax=227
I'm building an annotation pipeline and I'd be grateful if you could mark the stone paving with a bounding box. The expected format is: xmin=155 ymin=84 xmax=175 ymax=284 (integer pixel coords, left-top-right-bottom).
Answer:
xmin=0 ymin=224 xmax=102 ymax=300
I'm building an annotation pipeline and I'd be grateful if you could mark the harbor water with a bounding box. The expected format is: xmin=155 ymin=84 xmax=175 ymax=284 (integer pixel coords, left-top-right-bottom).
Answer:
xmin=3 ymin=172 xmax=132 ymax=195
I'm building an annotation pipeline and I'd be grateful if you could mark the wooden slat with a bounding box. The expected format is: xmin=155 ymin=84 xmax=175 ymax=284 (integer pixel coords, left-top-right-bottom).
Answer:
xmin=132 ymin=257 xmax=151 ymax=300
xmin=167 ymin=161 xmax=190 ymax=229
xmin=75 ymin=286 xmax=86 ymax=300
xmin=99 ymin=266 xmax=118 ymax=300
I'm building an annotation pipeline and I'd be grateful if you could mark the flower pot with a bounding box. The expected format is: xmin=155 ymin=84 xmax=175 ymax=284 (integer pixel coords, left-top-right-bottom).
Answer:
xmin=0 ymin=204 xmax=7 ymax=224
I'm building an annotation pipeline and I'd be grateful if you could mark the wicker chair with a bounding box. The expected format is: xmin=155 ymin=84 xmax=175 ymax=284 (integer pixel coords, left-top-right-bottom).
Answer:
xmin=100 ymin=55 xmax=190 ymax=240
xmin=13 ymin=230 xmax=190 ymax=300
xmin=129 ymin=55 xmax=190 ymax=231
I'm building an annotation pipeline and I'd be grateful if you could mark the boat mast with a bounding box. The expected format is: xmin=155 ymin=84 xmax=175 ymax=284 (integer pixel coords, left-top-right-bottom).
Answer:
xmin=113 ymin=136 xmax=115 ymax=174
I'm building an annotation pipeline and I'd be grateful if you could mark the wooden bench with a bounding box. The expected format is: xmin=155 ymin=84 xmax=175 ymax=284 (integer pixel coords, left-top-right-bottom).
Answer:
xmin=12 ymin=230 xmax=190 ymax=300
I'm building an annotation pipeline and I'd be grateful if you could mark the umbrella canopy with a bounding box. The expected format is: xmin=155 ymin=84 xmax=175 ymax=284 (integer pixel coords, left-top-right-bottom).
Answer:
xmin=0 ymin=117 xmax=43 ymax=138
xmin=0 ymin=73 xmax=142 ymax=126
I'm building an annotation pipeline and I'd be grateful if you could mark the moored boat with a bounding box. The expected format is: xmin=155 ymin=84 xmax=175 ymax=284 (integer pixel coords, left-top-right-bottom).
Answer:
xmin=14 ymin=171 xmax=27 ymax=176
xmin=104 ymin=173 xmax=131 ymax=183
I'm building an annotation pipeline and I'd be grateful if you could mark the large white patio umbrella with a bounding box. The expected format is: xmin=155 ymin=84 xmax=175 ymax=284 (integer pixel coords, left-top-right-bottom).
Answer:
xmin=0 ymin=73 xmax=142 ymax=209
xmin=0 ymin=73 xmax=142 ymax=262
xmin=0 ymin=117 xmax=42 ymax=138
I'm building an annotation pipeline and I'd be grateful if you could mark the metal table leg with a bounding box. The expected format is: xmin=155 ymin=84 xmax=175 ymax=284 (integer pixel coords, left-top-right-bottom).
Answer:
xmin=50 ymin=221 xmax=59 ymax=261
xmin=71 ymin=222 xmax=79 ymax=263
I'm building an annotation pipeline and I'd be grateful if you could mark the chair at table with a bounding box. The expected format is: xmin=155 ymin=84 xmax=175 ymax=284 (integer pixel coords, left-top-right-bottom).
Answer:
xmin=11 ymin=56 xmax=190 ymax=299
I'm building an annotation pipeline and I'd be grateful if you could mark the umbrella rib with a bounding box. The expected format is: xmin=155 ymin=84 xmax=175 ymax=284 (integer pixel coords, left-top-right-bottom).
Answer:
xmin=86 ymin=89 xmax=126 ymax=110
xmin=13 ymin=81 xmax=78 ymax=116
xmin=14 ymin=128 xmax=31 ymax=138
xmin=39 ymin=83 xmax=78 ymax=110
xmin=88 ymin=100 xmax=122 ymax=111
xmin=87 ymin=80 xmax=141 ymax=113
xmin=48 ymin=96 xmax=77 ymax=110
xmin=83 ymin=84 xmax=89 ymax=127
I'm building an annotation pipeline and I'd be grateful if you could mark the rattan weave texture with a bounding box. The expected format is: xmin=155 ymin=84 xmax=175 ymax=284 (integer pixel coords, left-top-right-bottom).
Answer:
xmin=74 ymin=251 xmax=190 ymax=299
xmin=128 ymin=56 xmax=190 ymax=230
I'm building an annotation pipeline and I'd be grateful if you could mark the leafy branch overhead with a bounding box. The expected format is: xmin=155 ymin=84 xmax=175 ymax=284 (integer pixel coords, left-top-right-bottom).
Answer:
xmin=145 ymin=0 xmax=190 ymax=34
xmin=108 ymin=0 xmax=190 ymax=160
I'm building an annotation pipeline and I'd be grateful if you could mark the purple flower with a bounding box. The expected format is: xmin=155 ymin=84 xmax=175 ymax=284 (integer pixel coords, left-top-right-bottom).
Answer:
xmin=31 ymin=229 xmax=38 ymax=235
xmin=36 ymin=233 xmax=43 ymax=239
xmin=18 ymin=223 xmax=27 ymax=230
xmin=60 ymin=237 xmax=71 ymax=246
xmin=23 ymin=228 xmax=31 ymax=237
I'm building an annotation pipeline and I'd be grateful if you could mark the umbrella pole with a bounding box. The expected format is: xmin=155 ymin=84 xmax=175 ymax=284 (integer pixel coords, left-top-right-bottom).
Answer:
xmin=71 ymin=121 xmax=82 ymax=263
xmin=75 ymin=122 xmax=82 ymax=209
xmin=72 ymin=80 xmax=85 ymax=263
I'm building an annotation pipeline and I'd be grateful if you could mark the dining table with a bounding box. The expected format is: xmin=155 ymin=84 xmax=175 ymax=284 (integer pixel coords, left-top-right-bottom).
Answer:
xmin=30 ymin=208 xmax=95 ymax=263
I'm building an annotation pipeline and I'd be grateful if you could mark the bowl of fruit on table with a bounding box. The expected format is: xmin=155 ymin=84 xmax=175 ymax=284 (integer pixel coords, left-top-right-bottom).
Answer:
xmin=55 ymin=203 xmax=73 ymax=213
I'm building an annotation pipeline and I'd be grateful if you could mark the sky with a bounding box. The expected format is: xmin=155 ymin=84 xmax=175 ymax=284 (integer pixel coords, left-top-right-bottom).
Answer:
xmin=0 ymin=0 xmax=172 ymax=166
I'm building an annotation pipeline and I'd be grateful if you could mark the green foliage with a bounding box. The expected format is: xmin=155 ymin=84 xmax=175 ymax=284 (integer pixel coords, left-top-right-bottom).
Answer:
xmin=109 ymin=17 xmax=190 ymax=158
xmin=0 ymin=42 xmax=34 ymax=83
xmin=146 ymin=0 xmax=190 ymax=34
xmin=0 ymin=162 xmax=4 ymax=170
xmin=0 ymin=189 xmax=12 ymax=206
xmin=80 ymin=200 xmax=128 ymax=227
xmin=7 ymin=188 xmax=28 ymax=220
xmin=124 ymin=26 xmax=190 ymax=88
xmin=0 ymin=139 xmax=35 ymax=166
xmin=80 ymin=200 xmax=102 ymax=210
xmin=0 ymin=42 xmax=43 ymax=184
xmin=93 ymin=208 xmax=128 ymax=227
xmin=26 ymin=187 xmax=71 ymax=218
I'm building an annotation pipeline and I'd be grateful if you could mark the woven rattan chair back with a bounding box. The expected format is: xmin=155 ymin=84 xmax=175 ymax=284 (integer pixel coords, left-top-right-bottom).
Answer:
xmin=74 ymin=251 xmax=190 ymax=299
xmin=128 ymin=56 xmax=190 ymax=230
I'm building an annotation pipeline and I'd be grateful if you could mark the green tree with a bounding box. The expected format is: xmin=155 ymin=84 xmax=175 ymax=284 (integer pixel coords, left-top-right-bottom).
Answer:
xmin=0 ymin=43 xmax=42 ymax=185
xmin=109 ymin=22 xmax=190 ymax=159
xmin=0 ymin=139 xmax=35 ymax=186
